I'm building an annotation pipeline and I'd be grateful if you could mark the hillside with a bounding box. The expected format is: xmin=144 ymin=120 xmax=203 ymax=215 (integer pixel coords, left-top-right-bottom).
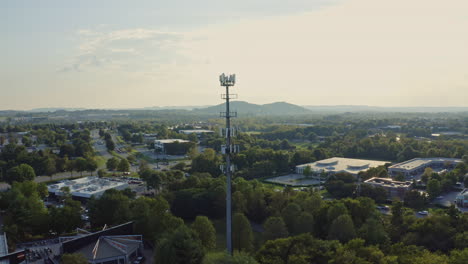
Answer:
xmin=192 ymin=101 xmax=311 ymax=116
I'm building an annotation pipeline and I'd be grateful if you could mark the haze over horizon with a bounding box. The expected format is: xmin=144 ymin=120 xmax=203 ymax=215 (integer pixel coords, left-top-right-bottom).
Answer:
xmin=3 ymin=0 xmax=468 ymax=110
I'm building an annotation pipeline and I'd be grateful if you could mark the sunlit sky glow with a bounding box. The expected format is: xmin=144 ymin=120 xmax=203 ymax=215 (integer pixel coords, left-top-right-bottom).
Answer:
xmin=2 ymin=0 xmax=468 ymax=110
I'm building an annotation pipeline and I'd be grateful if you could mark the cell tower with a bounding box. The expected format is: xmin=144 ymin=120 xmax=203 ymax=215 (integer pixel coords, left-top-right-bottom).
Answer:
xmin=219 ymin=73 xmax=238 ymax=255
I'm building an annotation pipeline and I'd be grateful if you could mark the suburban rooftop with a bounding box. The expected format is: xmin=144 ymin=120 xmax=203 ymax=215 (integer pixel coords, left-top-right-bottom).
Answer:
xmin=297 ymin=157 xmax=389 ymax=175
xmin=388 ymin=157 xmax=462 ymax=171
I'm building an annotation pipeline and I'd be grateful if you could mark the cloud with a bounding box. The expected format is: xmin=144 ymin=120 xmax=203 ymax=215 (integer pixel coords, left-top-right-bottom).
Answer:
xmin=61 ymin=28 xmax=184 ymax=72
xmin=60 ymin=0 xmax=468 ymax=107
xmin=174 ymin=0 xmax=468 ymax=106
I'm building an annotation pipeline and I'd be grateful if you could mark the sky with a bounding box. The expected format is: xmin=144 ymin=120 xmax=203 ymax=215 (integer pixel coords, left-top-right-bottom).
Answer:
xmin=2 ymin=0 xmax=468 ymax=110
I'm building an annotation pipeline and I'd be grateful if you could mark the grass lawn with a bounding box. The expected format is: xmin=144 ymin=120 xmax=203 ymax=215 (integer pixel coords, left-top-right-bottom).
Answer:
xmin=94 ymin=156 xmax=106 ymax=168
xmin=110 ymin=150 xmax=126 ymax=160
xmin=116 ymin=136 xmax=125 ymax=144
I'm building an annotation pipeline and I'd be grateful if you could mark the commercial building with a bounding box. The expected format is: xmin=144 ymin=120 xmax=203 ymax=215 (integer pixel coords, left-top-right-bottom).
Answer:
xmin=62 ymin=222 xmax=143 ymax=264
xmin=154 ymin=139 xmax=192 ymax=155
xmin=455 ymin=189 xmax=468 ymax=208
xmin=179 ymin=129 xmax=214 ymax=135
xmin=388 ymin=158 xmax=462 ymax=178
xmin=364 ymin=177 xmax=412 ymax=199
xmin=48 ymin=177 xmax=129 ymax=199
xmin=13 ymin=222 xmax=142 ymax=264
xmin=154 ymin=139 xmax=190 ymax=152
xmin=0 ymin=233 xmax=8 ymax=264
xmin=0 ymin=233 xmax=26 ymax=264
xmin=296 ymin=157 xmax=389 ymax=176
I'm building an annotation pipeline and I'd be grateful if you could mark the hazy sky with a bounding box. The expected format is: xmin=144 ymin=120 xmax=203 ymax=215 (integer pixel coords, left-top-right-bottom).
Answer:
xmin=2 ymin=0 xmax=468 ymax=110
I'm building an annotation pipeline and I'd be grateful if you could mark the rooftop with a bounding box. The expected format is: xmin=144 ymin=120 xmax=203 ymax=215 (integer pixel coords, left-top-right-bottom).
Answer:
xmin=364 ymin=177 xmax=412 ymax=188
xmin=179 ymin=129 xmax=214 ymax=134
xmin=78 ymin=236 xmax=141 ymax=261
xmin=154 ymin=139 xmax=190 ymax=144
xmin=0 ymin=233 xmax=8 ymax=260
xmin=48 ymin=177 xmax=128 ymax=198
xmin=388 ymin=157 xmax=462 ymax=171
xmin=297 ymin=157 xmax=389 ymax=175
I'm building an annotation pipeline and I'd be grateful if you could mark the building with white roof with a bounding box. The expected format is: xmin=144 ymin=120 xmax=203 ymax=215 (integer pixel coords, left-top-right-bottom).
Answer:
xmin=179 ymin=129 xmax=214 ymax=135
xmin=388 ymin=158 xmax=462 ymax=177
xmin=296 ymin=157 xmax=390 ymax=176
xmin=47 ymin=177 xmax=129 ymax=199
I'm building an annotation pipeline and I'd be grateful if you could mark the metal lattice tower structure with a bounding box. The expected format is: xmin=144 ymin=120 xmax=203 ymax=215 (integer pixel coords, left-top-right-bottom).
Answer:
xmin=219 ymin=73 xmax=238 ymax=255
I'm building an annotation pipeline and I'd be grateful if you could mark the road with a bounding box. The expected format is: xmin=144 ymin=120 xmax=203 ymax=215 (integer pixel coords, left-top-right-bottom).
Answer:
xmin=91 ymin=129 xmax=112 ymax=161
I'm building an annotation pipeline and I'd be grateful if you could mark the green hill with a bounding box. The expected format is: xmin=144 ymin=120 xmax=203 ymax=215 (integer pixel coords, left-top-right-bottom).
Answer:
xmin=192 ymin=101 xmax=311 ymax=116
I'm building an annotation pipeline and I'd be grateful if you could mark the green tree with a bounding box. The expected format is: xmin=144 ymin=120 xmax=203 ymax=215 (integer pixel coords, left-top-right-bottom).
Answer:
xmin=327 ymin=202 xmax=348 ymax=223
xmin=97 ymin=169 xmax=107 ymax=178
xmin=106 ymin=157 xmax=119 ymax=171
xmin=75 ymin=157 xmax=88 ymax=176
xmin=303 ymin=165 xmax=312 ymax=178
xmin=263 ymin=216 xmax=289 ymax=241
xmin=191 ymin=149 xmax=221 ymax=177
xmin=394 ymin=173 xmax=406 ymax=182
xmin=5 ymin=164 xmax=36 ymax=183
xmin=256 ymin=233 xmax=340 ymax=264
xmin=328 ymin=214 xmax=356 ymax=243
xmin=140 ymin=169 xmax=162 ymax=190
xmin=295 ymin=212 xmax=314 ymax=235
xmin=88 ymin=189 xmax=131 ymax=228
xmin=86 ymin=158 xmax=98 ymax=175
xmin=36 ymin=183 xmax=49 ymax=199
xmin=155 ymin=225 xmax=205 ymax=264
xmin=191 ymin=216 xmax=216 ymax=250
xmin=118 ymin=158 xmax=130 ymax=172
xmin=106 ymin=138 xmax=115 ymax=151
xmin=62 ymin=253 xmax=88 ymax=264
xmin=427 ymin=179 xmax=441 ymax=200
xmin=449 ymin=248 xmax=468 ymax=264
xmin=358 ymin=217 xmax=388 ymax=245
xmin=50 ymin=198 xmax=83 ymax=234
xmin=232 ymin=191 xmax=247 ymax=214
xmin=281 ymin=202 xmax=301 ymax=233
xmin=203 ymin=252 xmax=258 ymax=264
xmin=404 ymin=190 xmax=428 ymax=210
xmin=422 ymin=167 xmax=434 ymax=182
xmin=233 ymin=213 xmax=254 ymax=252
xmin=130 ymin=196 xmax=183 ymax=241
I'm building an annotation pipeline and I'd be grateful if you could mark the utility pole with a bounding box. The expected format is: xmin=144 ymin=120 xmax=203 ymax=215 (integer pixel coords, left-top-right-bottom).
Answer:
xmin=219 ymin=73 xmax=238 ymax=255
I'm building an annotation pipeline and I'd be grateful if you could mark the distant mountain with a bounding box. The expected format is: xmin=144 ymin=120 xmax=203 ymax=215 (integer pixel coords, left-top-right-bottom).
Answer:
xmin=302 ymin=105 xmax=468 ymax=113
xmin=142 ymin=105 xmax=210 ymax=111
xmin=29 ymin=107 xmax=86 ymax=112
xmin=193 ymin=101 xmax=311 ymax=116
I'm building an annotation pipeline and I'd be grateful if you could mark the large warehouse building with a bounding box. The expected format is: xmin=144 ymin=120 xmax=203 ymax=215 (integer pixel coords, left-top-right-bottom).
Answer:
xmin=296 ymin=157 xmax=389 ymax=176
xmin=388 ymin=157 xmax=462 ymax=178
xmin=48 ymin=177 xmax=129 ymax=199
